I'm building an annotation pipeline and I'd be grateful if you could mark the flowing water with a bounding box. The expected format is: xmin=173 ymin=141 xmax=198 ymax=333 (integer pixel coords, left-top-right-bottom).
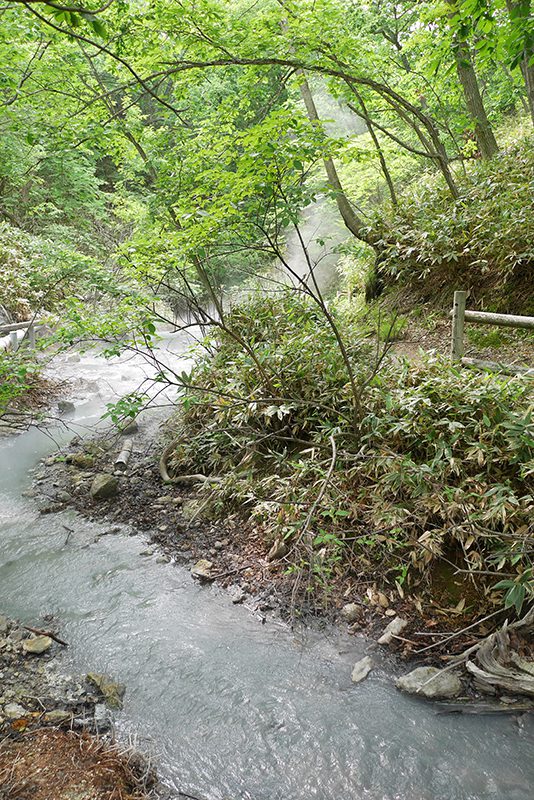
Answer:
xmin=1 ymin=338 xmax=534 ymax=800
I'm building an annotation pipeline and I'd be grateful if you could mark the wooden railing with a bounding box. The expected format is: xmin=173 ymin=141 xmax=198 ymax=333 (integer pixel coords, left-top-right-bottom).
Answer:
xmin=451 ymin=290 xmax=534 ymax=376
xmin=0 ymin=320 xmax=41 ymax=352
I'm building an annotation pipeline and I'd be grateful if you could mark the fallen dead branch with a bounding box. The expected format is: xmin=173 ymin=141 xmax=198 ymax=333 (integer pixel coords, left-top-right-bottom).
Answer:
xmin=159 ymin=439 xmax=222 ymax=485
xmin=418 ymin=607 xmax=534 ymax=699
xmin=22 ymin=626 xmax=68 ymax=647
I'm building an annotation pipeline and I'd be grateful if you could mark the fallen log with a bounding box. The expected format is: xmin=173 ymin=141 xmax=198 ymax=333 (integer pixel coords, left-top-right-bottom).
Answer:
xmin=436 ymin=700 xmax=534 ymax=715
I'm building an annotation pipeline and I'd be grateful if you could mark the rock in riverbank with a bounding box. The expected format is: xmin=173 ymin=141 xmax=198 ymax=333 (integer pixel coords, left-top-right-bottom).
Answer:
xmin=22 ymin=634 xmax=53 ymax=654
xmin=396 ymin=666 xmax=463 ymax=699
xmin=90 ymin=473 xmax=119 ymax=500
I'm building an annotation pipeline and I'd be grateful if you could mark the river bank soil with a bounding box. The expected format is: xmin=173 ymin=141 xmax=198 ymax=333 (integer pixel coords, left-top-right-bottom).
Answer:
xmin=0 ymin=613 xmax=159 ymax=800
xmin=0 ymin=729 xmax=156 ymax=800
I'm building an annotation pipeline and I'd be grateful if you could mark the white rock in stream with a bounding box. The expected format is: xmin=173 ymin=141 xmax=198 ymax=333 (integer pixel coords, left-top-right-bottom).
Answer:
xmin=396 ymin=666 xmax=462 ymax=699
xmin=4 ymin=702 xmax=27 ymax=719
xmin=377 ymin=616 xmax=408 ymax=645
xmin=351 ymin=656 xmax=373 ymax=684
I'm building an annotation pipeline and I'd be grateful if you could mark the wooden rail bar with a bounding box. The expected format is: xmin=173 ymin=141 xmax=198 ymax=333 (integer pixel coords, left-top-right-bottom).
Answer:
xmin=463 ymin=310 xmax=534 ymax=330
xmin=0 ymin=322 xmax=42 ymax=351
xmin=461 ymin=357 xmax=534 ymax=377
xmin=451 ymin=290 xmax=467 ymax=362
xmin=0 ymin=320 xmax=43 ymax=334
xmin=450 ymin=290 xmax=533 ymax=375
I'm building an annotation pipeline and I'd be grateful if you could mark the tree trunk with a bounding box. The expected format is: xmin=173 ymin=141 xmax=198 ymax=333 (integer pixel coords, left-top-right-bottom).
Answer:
xmin=298 ymin=74 xmax=374 ymax=245
xmin=453 ymin=38 xmax=499 ymax=158
xmin=351 ymin=91 xmax=398 ymax=205
xmin=520 ymin=58 xmax=534 ymax=125
xmin=506 ymin=0 xmax=534 ymax=125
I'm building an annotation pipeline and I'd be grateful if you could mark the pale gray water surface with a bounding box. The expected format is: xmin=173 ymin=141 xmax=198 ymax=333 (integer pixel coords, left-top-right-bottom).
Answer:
xmin=1 ymin=344 xmax=534 ymax=800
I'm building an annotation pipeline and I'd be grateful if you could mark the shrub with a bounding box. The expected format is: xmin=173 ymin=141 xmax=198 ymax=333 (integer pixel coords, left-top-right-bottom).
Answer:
xmin=167 ymin=294 xmax=534 ymax=612
xmin=370 ymin=137 xmax=534 ymax=311
xmin=0 ymin=222 xmax=102 ymax=318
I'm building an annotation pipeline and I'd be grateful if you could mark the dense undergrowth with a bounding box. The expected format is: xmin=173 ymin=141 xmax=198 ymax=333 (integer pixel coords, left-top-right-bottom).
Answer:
xmin=349 ymin=136 xmax=534 ymax=312
xmin=166 ymin=293 xmax=534 ymax=614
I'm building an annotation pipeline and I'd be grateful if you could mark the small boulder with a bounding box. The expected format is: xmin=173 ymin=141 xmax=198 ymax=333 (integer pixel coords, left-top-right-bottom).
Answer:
xmin=43 ymin=709 xmax=71 ymax=725
xmin=396 ymin=666 xmax=462 ymax=700
xmin=341 ymin=603 xmax=362 ymax=623
xmin=56 ymin=491 xmax=72 ymax=504
xmin=377 ymin=616 xmax=408 ymax=645
xmin=351 ymin=656 xmax=373 ymax=684
xmin=4 ymin=702 xmax=27 ymax=719
xmin=121 ymin=420 xmax=138 ymax=435
xmin=267 ymin=538 xmax=288 ymax=562
xmin=191 ymin=559 xmax=213 ymax=580
xmin=86 ymin=673 xmax=126 ymax=710
xmin=22 ymin=635 xmax=53 ymax=655
xmin=229 ymin=586 xmax=246 ymax=604
xmin=67 ymin=452 xmax=94 ymax=469
xmin=90 ymin=473 xmax=118 ymax=500
xmin=181 ymin=499 xmax=201 ymax=520
xmin=93 ymin=703 xmax=112 ymax=732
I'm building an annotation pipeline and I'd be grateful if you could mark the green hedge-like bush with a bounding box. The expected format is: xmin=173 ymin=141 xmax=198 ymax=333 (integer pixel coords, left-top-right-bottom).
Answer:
xmin=369 ymin=137 xmax=534 ymax=310
xmin=168 ymin=293 xmax=534 ymax=611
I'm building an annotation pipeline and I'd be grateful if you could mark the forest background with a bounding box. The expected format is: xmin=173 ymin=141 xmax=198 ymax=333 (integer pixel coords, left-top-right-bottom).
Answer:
xmin=0 ymin=0 xmax=533 ymax=618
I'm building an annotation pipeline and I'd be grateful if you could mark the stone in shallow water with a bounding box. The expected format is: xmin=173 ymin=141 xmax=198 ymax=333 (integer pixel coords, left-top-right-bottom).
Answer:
xmin=93 ymin=703 xmax=112 ymax=732
xmin=396 ymin=666 xmax=462 ymax=699
xmin=90 ymin=473 xmax=118 ymax=500
xmin=229 ymin=586 xmax=246 ymax=604
xmin=351 ymin=656 xmax=373 ymax=684
xmin=86 ymin=673 xmax=126 ymax=710
xmin=58 ymin=400 xmax=75 ymax=414
xmin=22 ymin=635 xmax=52 ymax=655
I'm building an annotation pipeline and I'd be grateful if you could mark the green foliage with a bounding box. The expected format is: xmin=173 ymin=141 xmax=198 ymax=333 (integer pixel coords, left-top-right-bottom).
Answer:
xmin=466 ymin=326 xmax=507 ymax=349
xmin=0 ymin=349 xmax=41 ymax=415
xmin=0 ymin=0 xmax=533 ymax=618
xmin=0 ymin=222 xmax=103 ymax=317
xmin=371 ymin=137 xmax=534 ymax=307
xmin=103 ymin=392 xmax=148 ymax=427
xmin=172 ymin=292 xmax=372 ymax=474
xmin=167 ymin=294 xmax=533 ymax=611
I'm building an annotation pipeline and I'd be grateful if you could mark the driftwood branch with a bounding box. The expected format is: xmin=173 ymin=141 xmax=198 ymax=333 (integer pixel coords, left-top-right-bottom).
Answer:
xmin=159 ymin=439 xmax=222 ymax=485
xmin=23 ymin=626 xmax=68 ymax=647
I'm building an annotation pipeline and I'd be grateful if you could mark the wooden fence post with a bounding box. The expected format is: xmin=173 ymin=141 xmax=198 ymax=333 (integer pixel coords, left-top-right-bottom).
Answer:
xmin=451 ymin=290 xmax=466 ymax=362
